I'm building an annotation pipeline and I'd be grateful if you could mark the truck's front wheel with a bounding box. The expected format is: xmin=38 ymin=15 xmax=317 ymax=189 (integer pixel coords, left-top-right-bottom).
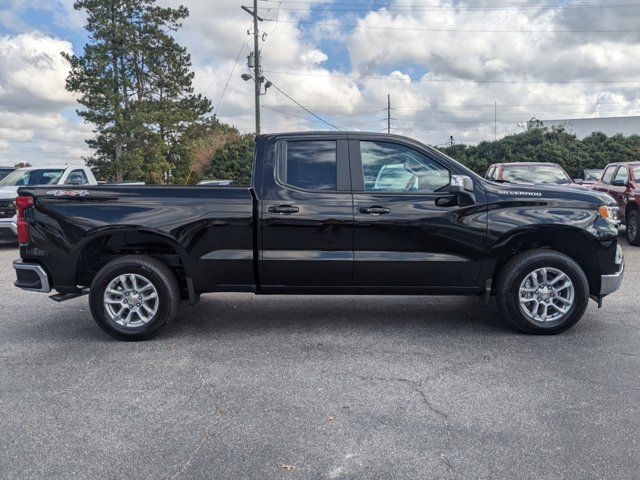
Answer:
xmin=89 ymin=255 xmax=180 ymax=341
xmin=496 ymin=250 xmax=589 ymax=334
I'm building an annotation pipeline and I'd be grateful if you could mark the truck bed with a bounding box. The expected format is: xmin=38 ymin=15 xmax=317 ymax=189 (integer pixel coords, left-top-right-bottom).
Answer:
xmin=19 ymin=185 xmax=256 ymax=293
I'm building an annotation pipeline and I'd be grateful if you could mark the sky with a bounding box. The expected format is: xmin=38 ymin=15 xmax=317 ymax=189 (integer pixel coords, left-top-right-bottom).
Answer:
xmin=1 ymin=0 xmax=640 ymax=166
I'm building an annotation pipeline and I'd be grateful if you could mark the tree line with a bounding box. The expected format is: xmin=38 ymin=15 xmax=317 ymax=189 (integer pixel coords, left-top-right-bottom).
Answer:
xmin=439 ymin=121 xmax=640 ymax=177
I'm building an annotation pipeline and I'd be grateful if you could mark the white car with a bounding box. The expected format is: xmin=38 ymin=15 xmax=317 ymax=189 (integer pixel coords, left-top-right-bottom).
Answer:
xmin=0 ymin=166 xmax=97 ymax=244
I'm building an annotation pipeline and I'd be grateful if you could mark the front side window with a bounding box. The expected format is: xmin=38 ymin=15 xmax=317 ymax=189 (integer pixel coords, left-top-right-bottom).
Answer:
xmin=632 ymin=166 xmax=640 ymax=183
xmin=360 ymin=141 xmax=449 ymax=193
xmin=284 ymin=140 xmax=336 ymax=190
xmin=501 ymin=164 xmax=571 ymax=185
xmin=485 ymin=166 xmax=496 ymax=180
xmin=0 ymin=169 xmax=64 ymax=186
xmin=613 ymin=166 xmax=628 ymax=184
xmin=601 ymin=166 xmax=616 ymax=184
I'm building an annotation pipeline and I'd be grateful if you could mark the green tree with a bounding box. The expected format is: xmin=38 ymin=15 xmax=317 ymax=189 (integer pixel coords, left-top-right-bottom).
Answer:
xmin=63 ymin=0 xmax=212 ymax=183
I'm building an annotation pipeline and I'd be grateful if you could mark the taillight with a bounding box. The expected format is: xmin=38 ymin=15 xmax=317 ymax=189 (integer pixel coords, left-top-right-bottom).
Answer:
xmin=15 ymin=195 xmax=34 ymax=245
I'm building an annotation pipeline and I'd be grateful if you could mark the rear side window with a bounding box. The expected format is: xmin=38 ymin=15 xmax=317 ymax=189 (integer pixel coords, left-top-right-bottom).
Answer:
xmin=284 ymin=140 xmax=336 ymax=190
xmin=601 ymin=166 xmax=616 ymax=184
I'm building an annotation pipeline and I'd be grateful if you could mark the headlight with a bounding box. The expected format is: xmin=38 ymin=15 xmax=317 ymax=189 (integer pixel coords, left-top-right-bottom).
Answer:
xmin=598 ymin=205 xmax=620 ymax=223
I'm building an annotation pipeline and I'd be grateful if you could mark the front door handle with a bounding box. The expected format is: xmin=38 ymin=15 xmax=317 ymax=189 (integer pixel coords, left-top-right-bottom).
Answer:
xmin=268 ymin=204 xmax=300 ymax=214
xmin=360 ymin=205 xmax=390 ymax=215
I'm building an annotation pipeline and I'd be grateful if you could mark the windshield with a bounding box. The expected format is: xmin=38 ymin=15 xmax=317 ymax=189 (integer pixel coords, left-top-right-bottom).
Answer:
xmin=502 ymin=165 xmax=571 ymax=185
xmin=584 ymin=169 xmax=603 ymax=181
xmin=0 ymin=169 xmax=64 ymax=187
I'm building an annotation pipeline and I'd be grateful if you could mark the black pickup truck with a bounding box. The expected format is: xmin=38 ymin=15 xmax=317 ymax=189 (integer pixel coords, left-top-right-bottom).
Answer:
xmin=13 ymin=132 xmax=624 ymax=340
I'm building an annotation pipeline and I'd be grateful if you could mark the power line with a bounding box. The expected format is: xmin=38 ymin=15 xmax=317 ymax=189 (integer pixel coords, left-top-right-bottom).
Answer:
xmin=214 ymin=32 xmax=250 ymax=115
xmin=268 ymin=3 xmax=640 ymax=12
xmin=264 ymin=78 xmax=342 ymax=130
xmin=263 ymin=70 xmax=640 ymax=84
xmin=259 ymin=0 xmax=640 ymax=11
xmin=266 ymin=19 xmax=640 ymax=33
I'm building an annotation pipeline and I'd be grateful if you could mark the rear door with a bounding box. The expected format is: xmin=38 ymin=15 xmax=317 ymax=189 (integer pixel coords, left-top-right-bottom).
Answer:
xmin=259 ymin=136 xmax=354 ymax=287
xmin=350 ymin=137 xmax=486 ymax=288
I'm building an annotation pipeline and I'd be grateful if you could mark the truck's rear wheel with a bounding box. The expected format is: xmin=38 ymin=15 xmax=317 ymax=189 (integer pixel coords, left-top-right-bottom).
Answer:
xmin=496 ymin=250 xmax=589 ymax=334
xmin=89 ymin=255 xmax=180 ymax=341
xmin=626 ymin=210 xmax=640 ymax=246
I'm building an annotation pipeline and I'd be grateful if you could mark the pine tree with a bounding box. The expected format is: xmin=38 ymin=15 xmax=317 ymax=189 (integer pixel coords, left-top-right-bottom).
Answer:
xmin=63 ymin=0 xmax=211 ymax=183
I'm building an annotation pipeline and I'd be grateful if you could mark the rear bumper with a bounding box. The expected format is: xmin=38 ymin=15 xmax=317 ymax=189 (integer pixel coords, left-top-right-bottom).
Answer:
xmin=13 ymin=260 xmax=51 ymax=293
xmin=0 ymin=218 xmax=17 ymax=243
xmin=599 ymin=244 xmax=624 ymax=296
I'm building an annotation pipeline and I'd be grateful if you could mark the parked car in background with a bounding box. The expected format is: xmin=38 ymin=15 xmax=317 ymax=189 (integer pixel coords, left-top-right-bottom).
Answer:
xmin=0 ymin=166 xmax=15 ymax=180
xmin=591 ymin=162 xmax=640 ymax=245
xmin=0 ymin=165 xmax=97 ymax=243
xmin=574 ymin=168 xmax=604 ymax=186
xmin=485 ymin=162 xmax=575 ymax=186
xmin=12 ymin=132 xmax=623 ymax=340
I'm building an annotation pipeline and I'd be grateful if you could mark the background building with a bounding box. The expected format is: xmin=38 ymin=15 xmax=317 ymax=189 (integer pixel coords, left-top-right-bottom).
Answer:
xmin=535 ymin=116 xmax=640 ymax=139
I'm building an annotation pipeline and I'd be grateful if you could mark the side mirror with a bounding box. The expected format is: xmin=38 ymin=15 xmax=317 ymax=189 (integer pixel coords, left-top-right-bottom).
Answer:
xmin=574 ymin=178 xmax=584 ymax=185
xmin=449 ymin=175 xmax=475 ymax=204
xmin=611 ymin=179 xmax=626 ymax=187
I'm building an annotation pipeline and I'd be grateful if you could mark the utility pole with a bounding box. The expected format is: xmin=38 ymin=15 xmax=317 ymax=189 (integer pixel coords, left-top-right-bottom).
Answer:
xmin=387 ymin=94 xmax=391 ymax=134
xmin=242 ymin=0 xmax=263 ymax=134
xmin=494 ymin=101 xmax=497 ymax=141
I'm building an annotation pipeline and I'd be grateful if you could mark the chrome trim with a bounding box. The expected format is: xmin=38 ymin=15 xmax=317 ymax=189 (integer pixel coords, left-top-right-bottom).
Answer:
xmin=260 ymin=250 xmax=470 ymax=262
xmin=262 ymin=250 xmax=353 ymax=261
xmin=354 ymin=251 xmax=469 ymax=262
xmin=201 ymin=249 xmax=253 ymax=260
xmin=12 ymin=260 xmax=51 ymax=293
xmin=0 ymin=220 xmax=18 ymax=235
xmin=600 ymin=262 xmax=624 ymax=296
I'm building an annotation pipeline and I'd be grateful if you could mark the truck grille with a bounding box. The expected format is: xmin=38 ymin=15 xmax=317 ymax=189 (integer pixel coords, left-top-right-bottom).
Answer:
xmin=0 ymin=201 xmax=16 ymax=219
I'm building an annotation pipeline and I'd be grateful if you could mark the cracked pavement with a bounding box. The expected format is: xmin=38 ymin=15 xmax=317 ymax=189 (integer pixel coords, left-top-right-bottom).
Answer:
xmin=1 ymin=237 xmax=639 ymax=479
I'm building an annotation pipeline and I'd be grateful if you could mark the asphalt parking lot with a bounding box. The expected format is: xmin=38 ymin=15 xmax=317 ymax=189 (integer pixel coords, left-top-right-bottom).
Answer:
xmin=1 ymin=240 xmax=639 ymax=480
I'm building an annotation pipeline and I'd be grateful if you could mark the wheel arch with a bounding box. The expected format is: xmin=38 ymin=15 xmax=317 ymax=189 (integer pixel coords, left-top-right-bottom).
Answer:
xmin=491 ymin=225 xmax=601 ymax=295
xmin=72 ymin=227 xmax=193 ymax=299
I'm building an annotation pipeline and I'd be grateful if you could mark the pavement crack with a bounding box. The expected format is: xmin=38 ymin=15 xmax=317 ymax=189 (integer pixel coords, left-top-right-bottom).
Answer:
xmin=346 ymin=373 xmax=455 ymax=476
xmin=168 ymin=432 xmax=209 ymax=480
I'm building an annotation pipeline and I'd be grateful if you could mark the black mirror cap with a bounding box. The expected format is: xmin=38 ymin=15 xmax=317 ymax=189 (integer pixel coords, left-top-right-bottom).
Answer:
xmin=612 ymin=179 xmax=627 ymax=187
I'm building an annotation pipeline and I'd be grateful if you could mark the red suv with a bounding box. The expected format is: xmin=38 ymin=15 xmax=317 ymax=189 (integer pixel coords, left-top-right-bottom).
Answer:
xmin=592 ymin=162 xmax=640 ymax=245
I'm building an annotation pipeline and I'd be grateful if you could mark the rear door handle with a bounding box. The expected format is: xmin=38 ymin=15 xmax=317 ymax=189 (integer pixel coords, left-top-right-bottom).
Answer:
xmin=360 ymin=205 xmax=390 ymax=215
xmin=268 ymin=204 xmax=299 ymax=214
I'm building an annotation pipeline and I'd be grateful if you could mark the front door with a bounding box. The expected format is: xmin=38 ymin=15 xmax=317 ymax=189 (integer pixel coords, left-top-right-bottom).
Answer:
xmin=350 ymin=138 xmax=486 ymax=288
xmin=259 ymin=136 xmax=354 ymax=287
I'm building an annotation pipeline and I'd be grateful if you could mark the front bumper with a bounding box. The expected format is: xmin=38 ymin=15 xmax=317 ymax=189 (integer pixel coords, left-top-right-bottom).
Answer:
xmin=599 ymin=244 xmax=624 ymax=296
xmin=13 ymin=260 xmax=51 ymax=293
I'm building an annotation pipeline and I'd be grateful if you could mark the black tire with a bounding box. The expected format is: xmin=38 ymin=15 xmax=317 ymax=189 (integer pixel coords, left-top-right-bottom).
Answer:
xmin=496 ymin=250 xmax=589 ymax=335
xmin=626 ymin=210 xmax=640 ymax=246
xmin=89 ymin=255 xmax=180 ymax=341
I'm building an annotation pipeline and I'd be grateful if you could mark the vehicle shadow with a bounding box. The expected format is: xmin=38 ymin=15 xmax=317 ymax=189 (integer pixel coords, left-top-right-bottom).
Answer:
xmin=168 ymin=293 xmax=512 ymax=340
